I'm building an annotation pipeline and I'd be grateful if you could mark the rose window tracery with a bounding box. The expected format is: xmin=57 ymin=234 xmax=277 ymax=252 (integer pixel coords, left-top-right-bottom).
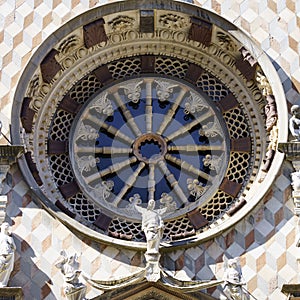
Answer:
xmin=70 ymin=77 xmax=230 ymax=222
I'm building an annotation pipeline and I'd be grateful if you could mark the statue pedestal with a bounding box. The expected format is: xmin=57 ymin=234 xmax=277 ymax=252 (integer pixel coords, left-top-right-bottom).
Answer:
xmin=64 ymin=285 xmax=86 ymax=300
xmin=0 ymin=287 xmax=23 ymax=299
xmin=145 ymin=252 xmax=161 ymax=282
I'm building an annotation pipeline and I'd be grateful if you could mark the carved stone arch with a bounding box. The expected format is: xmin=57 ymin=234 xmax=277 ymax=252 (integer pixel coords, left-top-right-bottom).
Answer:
xmin=96 ymin=281 xmax=217 ymax=300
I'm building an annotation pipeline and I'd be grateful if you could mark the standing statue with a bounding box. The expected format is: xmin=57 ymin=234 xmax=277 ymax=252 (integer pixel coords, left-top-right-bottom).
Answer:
xmin=289 ymin=105 xmax=300 ymax=141
xmin=135 ymin=199 xmax=167 ymax=281
xmin=223 ymin=256 xmax=249 ymax=300
xmin=55 ymin=251 xmax=86 ymax=300
xmin=0 ymin=222 xmax=16 ymax=287
xmin=135 ymin=199 xmax=166 ymax=254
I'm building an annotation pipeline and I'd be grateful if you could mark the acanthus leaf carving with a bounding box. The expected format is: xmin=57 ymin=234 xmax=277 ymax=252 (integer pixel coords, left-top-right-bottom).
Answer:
xmin=216 ymin=31 xmax=238 ymax=53
xmin=154 ymin=80 xmax=177 ymax=102
xmin=120 ymin=79 xmax=143 ymax=103
xmin=256 ymin=71 xmax=272 ymax=96
xmin=108 ymin=15 xmax=136 ymax=32
xmin=57 ymin=34 xmax=82 ymax=55
xmin=77 ymin=123 xmax=99 ymax=141
xmin=91 ymin=92 xmax=114 ymax=116
xmin=199 ymin=120 xmax=222 ymax=137
xmin=159 ymin=13 xmax=189 ymax=30
xmin=184 ymin=91 xmax=207 ymax=114
xmin=77 ymin=155 xmax=100 ymax=173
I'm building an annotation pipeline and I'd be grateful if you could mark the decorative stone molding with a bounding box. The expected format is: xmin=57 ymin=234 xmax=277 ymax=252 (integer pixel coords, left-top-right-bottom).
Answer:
xmin=282 ymin=284 xmax=300 ymax=300
xmin=0 ymin=287 xmax=23 ymax=300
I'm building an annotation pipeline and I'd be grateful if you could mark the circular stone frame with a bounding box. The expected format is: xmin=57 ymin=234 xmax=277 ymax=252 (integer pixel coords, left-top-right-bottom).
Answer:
xmin=11 ymin=0 xmax=287 ymax=250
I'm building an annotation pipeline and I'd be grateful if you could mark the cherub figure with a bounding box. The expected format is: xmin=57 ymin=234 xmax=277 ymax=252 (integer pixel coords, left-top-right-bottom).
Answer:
xmin=55 ymin=251 xmax=86 ymax=300
xmin=289 ymin=105 xmax=300 ymax=141
xmin=223 ymin=255 xmax=249 ymax=300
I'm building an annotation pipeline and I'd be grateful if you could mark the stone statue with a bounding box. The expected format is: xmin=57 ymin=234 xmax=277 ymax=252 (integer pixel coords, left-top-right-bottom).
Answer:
xmin=135 ymin=199 xmax=167 ymax=281
xmin=223 ymin=256 xmax=249 ymax=300
xmin=0 ymin=222 xmax=16 ymax=287
xmin=291 ymin=171 xmax=300 ymax=192
xmin=289 ymin=105 xmax=300 ymax=141
xmin=55 ymin=251 xmax=86 ymax=300
xmin=135 ymin=199 xmax=166 ymax=255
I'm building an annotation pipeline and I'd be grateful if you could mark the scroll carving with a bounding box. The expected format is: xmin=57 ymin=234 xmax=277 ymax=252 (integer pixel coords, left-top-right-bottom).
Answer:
xmin=77 ymin=155 xmax=100 ymax=173
xmin=91 ymin=181 xmax=114 ymax=202
xmin=159 ymin=193 xmax=177 ymax=212
xmin=203 ymin=153 xmax=224 ymax=173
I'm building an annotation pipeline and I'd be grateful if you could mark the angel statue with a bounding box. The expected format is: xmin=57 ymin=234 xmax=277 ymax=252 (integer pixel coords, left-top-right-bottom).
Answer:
xmin=55 ymin=251 xmax=86 ymax=300
xmin=289 ymin=104 xmax=300 ymax=141
xmin=222 ymin=255 xmax=249 ymax=300
xmin=135 ymin=199 xmax=167 ymax=281
xmin=0 ymin=222 xmax=16 ymax=287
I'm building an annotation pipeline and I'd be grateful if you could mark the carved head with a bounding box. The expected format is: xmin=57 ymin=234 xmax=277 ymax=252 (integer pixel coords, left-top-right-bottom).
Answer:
xmin=228 ymin=258 xmax=238 ymax=269
xmin=291 ymin=105 xmax=300 ymax=118
xmin=147 ymin=199 xmax=155 ymax=210
xmin=0 ymin=222 xmax=9 ymax=234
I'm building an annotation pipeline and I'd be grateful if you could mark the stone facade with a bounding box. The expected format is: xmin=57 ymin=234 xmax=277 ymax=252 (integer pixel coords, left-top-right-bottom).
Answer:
xmin=0 ymin=1 xmax=300 ymax=300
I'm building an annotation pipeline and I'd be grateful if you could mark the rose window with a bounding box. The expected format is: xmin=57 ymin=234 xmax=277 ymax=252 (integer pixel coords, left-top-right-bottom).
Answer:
xmin=12 ymin=1 xmax=287 ymax=247
xmin=70 ymin=77 xmax=229 ymax=221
